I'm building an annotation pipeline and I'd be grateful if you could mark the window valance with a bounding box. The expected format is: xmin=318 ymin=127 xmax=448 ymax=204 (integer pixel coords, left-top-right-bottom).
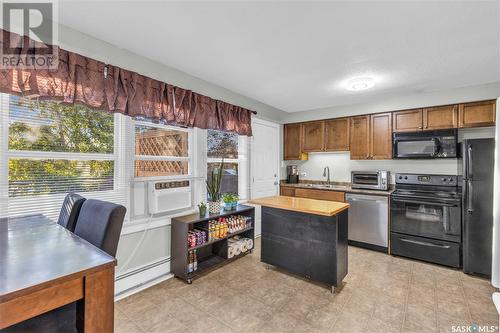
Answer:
xmin=0 ymin=29 xmax=253 ymax=136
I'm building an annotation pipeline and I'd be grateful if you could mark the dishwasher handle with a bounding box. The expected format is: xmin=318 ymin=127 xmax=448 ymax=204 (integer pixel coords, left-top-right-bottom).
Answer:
xmin=346 ymin=194 xmax=388 ymax=204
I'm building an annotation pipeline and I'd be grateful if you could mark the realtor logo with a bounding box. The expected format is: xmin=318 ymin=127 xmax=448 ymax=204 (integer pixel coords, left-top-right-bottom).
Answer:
xmin=0 ymin=0 xmax=58 ymax=69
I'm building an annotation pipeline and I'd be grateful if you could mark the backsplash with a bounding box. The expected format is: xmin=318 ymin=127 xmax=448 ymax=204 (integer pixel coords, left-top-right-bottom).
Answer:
xmin=282 ymin=127 xmax=495 ymax=184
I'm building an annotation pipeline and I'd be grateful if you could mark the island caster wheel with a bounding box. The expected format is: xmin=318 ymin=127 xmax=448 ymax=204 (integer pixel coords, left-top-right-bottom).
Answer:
xmin=187 ymin=279 xmax=192 ymax=284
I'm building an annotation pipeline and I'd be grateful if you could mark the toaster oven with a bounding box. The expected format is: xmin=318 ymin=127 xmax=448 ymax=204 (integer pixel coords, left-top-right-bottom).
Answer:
xmin=351 ymin=171 xmax=390 ymax=191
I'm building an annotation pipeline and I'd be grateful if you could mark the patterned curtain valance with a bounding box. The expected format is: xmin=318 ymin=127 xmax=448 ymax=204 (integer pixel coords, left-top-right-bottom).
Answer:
xmin=0 ymin=29 xmax=253 ymax=136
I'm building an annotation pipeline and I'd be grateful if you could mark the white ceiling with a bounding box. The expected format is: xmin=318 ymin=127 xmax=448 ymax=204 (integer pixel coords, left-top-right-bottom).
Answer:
xmin=58 ymin=1 xmax=500 ymax=112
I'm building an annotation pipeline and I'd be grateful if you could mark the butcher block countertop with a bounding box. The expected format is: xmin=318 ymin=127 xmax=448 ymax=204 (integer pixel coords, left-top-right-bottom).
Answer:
xmin=249 ymin=195 xmax=349 ymax=217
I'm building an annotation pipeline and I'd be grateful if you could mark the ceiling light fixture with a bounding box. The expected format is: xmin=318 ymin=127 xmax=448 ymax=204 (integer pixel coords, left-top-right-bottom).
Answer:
xmin=346 ymin=77 xmax=375 ymax=91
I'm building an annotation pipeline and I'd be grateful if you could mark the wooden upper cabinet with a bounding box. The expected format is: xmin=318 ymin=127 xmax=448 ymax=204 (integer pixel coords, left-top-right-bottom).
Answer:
xmin=349 ymin=116 xmax=370 ymax=160
xmin=392 ymin=109 xmax=423 ymax=132
xmin=370 ymin=113 xmax=392 ymax=159
xmin=324 ymin=118 xmax=350 ymax=151
xmin=302 ymin=120 xmax=325 ymax=152
xmin=459 ymin=100 xmax=496 ymax=128
xmin=423 ymin=105 xmax=458 ymax=130
xmin=284 ymin=123 xmax=303 ymax=160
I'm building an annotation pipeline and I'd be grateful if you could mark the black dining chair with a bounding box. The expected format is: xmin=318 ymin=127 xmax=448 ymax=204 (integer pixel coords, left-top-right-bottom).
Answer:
xmin=57 ymin=193 xmax=86 ymax=232
xmin=74 ymin=199 xmax=126 ymax=257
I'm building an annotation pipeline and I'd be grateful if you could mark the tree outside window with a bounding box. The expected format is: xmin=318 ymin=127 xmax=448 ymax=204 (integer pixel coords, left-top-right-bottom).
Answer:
xmin=7 ymin=96 xmax=115 ymax=197
xmin=207 ymin=130 xmax=238 ymax=196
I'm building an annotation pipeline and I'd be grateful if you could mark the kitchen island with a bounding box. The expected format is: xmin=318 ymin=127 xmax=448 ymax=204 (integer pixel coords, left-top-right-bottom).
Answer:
xmin=249 ymin=196 xmax=349 ymax=292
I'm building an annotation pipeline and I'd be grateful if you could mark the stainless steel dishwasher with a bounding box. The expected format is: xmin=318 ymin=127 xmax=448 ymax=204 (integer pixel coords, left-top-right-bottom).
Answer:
xmin=346 ymin=193 xmax=389 ymax=250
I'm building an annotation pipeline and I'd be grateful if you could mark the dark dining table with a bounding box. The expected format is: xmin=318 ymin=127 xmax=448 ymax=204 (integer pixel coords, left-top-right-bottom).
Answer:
xmin=0 ymin=214 xmax=116 ymax=332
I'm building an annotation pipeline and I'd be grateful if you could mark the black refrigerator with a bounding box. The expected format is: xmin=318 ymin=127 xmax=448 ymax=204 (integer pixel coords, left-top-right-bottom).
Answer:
xmin=461 ymin=138 xmax=495 ymax=277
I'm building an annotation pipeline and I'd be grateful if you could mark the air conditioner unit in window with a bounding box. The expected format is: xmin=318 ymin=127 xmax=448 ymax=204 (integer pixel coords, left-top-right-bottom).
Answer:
xmin=148 ymin=180 xmax=192 ymax=214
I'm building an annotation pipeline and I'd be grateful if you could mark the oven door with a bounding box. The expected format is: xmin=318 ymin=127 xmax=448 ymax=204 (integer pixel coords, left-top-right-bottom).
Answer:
xmin=393 ymin=138 xmax=440 ymax=158
xmin=351 ymin=173 xmax=380 ymax=189
xmin=390 ymin=196 xmax=461 ymax=242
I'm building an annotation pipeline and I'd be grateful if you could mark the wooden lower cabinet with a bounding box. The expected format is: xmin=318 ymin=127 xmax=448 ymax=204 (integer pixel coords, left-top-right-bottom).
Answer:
xmin=280 ymin=186 xmax=296 ymax=196
xmin=294 ymin=188 xmax=345 ymax=202
xmin=370 ymin=112 xmax=392 ymax=159
xmin=349 ymin=116 xmax=370 ymax=160
xmin=423 ymin=105 xmax=458 ymax=130
xmin=459 ymin=100 xmax=496 ymax=128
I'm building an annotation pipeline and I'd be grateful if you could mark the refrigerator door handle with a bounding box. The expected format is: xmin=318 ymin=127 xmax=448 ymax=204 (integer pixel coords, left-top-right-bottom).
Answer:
xmin=467 ymin=179 xmax=473 ymax=214
xmin=467 ymin=145 xmax=473 ymax=179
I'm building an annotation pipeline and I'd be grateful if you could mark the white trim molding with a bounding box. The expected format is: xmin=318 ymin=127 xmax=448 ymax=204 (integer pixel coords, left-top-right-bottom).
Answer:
xmin=115 ymin=257 xmax=172 ymax=300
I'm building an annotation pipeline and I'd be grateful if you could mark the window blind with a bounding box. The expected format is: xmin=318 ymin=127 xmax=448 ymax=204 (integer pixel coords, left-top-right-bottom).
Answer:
xmin=0 ymin=93 xmax=128 ymax=221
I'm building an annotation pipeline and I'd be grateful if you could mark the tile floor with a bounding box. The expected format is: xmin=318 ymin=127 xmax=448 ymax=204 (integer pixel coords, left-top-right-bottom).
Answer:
xmin=115 ymin=239 xmax=498 ymax=333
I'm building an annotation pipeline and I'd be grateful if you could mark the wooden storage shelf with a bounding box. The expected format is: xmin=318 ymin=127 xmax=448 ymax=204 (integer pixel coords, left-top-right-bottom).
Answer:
xmin=186 ymin=251 xmax=251 ymax=279
xmin=188 ymin=226 xmax=254 ymax=251
xmin=171 ymin=205 xmax=255 ymax=284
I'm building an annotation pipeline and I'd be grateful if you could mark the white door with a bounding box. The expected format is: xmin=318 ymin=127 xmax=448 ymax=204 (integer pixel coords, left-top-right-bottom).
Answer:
xmin=250 ymin=118 xmax=280 ymax=236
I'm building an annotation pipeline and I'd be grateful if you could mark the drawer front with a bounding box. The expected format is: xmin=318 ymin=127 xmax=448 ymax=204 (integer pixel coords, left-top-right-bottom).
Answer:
xmin=0 ymin=278 xmax=83 ymax=329
xmin=280 ymin=186 xmax=296 ymax=196
xmin=390 ymin=233 xmax=460 ymax=268
xmin=294 ymin=188 xmax=344 ymax=202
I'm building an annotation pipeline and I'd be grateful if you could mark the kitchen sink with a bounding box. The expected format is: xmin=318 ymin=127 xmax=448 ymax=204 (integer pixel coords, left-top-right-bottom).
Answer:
xmin=300 ymin=183 xmax=345 ymax=190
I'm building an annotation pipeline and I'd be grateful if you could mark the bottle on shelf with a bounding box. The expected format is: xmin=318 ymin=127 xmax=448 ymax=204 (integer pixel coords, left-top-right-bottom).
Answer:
xmin=193 ymin=250 xmax=197 ymax=271
xmin=188 ymin=250 xmax=194 ymax=273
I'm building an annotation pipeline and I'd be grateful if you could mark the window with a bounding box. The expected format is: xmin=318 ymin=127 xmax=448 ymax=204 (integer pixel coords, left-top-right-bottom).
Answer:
xmin=207 ymin=129 xmax=239 ymax=195
xmin=6 ymin=95 xmax=115 ymax=197
xmin=134 ymin=121 xmax=191 ymax=178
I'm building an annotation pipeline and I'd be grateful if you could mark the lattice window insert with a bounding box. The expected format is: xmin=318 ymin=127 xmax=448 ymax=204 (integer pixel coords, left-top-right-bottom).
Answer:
xmin=134 ymin=124 xmax=190 ymax=178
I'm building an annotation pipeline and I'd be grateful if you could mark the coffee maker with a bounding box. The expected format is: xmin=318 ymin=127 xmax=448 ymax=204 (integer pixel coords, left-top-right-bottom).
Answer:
xmin=286 ymin=165 xmax=299 ymax=184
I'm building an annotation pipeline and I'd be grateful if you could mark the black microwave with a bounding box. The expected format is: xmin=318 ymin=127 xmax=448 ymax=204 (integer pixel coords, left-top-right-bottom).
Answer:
xmin=393 ymin=129 xmax=457 ymax=159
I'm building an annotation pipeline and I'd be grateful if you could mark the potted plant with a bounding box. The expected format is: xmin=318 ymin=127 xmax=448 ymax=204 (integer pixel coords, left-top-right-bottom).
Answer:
xmin=230 ymin=194 xmax=239 ymax=209
xmin=198 ymin=202 xmax=207 ymax=216
xmin=206 ymin=160 xmax=224 ymax=213
xmin=222 ymin=193 xmax=239 ymax=210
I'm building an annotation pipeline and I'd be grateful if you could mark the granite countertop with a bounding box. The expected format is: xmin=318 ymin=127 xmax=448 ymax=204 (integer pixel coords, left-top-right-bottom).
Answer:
xmin=280 ymin=180 xmax=394 ymax=196
xmin=249 ymin=196 xmax=350 ymax=216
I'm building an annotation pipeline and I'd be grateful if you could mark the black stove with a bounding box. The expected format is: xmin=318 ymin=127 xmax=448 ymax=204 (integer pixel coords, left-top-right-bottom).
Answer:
xmin=392 ymin=174 xmax=460 ymax=202
xmin=390 ymin=173 xmax=462 ymax=268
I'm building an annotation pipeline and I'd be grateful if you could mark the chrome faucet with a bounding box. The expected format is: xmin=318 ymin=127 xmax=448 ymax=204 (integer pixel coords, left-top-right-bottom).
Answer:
xmin=323 ymin=166 xmax=330 ymax=183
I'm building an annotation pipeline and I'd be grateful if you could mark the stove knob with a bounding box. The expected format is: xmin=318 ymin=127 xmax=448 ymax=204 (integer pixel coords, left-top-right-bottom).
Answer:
xmin=442 ymin=177 xmax=446 ymax=182
xmin=399 ymin=176 xmax=403 ymax=180
xmin=449 ymin=178 xmax=454 ymax=183
xmin=404 ymin=176 xmax=408 ymax=180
